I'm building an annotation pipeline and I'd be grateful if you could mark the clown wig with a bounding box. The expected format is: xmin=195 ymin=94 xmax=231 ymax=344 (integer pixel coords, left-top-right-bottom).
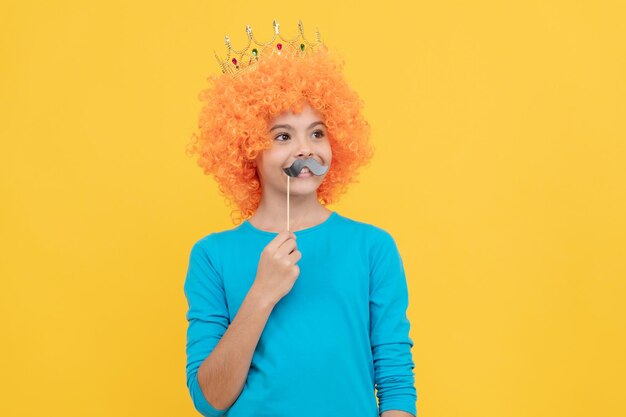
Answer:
xmin=186 ymin=44 xmax=375 ymax=224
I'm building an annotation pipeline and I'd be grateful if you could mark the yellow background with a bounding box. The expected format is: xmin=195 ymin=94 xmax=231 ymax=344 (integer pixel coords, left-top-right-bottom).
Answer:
xmin=1 ymin=1 xmax=624 ymax=416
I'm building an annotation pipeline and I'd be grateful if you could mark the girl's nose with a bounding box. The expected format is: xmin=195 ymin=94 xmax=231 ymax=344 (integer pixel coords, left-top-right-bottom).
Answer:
xmin=295 ymin=135 xmax=313 ymax=157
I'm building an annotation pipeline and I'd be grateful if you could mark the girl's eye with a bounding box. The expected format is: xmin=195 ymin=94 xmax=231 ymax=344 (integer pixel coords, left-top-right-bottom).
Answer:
xmin=312 ymin=130 xmax=325 ymax=138
xmin=274 ymin=133 xmax=290 ymax=141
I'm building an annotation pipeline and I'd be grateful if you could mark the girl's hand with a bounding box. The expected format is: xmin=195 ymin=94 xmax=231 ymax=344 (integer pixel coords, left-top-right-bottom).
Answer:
xmin=251 ymin=231 xmax=301 ymax=306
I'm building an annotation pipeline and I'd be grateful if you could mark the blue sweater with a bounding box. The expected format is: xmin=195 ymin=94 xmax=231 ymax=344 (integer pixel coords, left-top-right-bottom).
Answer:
xmin=184 ymin=211 xmax=417 ymax=417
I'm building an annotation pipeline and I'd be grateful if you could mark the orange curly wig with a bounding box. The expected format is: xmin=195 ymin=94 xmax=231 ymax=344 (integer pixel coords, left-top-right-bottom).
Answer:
xmin=186 ymin=43 xmax=375 ymax=225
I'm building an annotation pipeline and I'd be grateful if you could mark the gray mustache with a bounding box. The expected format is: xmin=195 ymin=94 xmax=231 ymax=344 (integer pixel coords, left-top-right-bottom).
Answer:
xmin=282 ymin=158 xmax=330 ymax=177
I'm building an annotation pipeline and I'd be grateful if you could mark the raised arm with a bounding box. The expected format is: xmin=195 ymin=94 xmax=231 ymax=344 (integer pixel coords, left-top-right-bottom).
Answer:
xmin=184 ymin=239 xmax=274 ymax=416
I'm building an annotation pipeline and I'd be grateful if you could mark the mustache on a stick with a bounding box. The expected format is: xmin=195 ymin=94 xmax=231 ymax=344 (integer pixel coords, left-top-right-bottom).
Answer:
xmin=282 ymin=158 xmax=329 ymax=177
xmin=282 ymin=158 xmax=330 ymax=232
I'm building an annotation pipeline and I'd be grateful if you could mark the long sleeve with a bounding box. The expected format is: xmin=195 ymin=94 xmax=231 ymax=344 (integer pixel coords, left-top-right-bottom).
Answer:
xmin=369 ymin=231 xmax=417 ymax=417
xmin=183 ymin=238 xmax=232 ymax=417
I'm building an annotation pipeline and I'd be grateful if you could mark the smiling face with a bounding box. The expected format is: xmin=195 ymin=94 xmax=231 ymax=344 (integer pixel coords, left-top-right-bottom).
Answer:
xmin=255 ymin=103 xmax=332 ymax=198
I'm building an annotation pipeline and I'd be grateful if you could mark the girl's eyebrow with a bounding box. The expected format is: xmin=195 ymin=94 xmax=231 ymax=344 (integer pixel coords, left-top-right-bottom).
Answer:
xmin=269 ymin=121 xmax=326 ymax=132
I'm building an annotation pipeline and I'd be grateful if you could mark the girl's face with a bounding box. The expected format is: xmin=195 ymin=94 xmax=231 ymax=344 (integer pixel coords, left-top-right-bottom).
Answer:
xmin=255 ymin=104 xmax=332 ymax=197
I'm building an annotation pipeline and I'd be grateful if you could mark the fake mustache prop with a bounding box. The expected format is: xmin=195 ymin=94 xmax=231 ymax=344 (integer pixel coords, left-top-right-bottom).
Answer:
xmin=282 ymin=158 xmax=329 ymax=177
xmin=282 ymin=157 xmax=330 ymax=231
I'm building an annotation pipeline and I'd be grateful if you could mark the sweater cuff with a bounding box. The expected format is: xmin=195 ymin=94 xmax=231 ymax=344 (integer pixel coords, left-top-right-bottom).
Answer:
xmin=189 ymin=372 xmax=230 ymax=417
xmin=379 ymin=398 xmax=417 ymax=417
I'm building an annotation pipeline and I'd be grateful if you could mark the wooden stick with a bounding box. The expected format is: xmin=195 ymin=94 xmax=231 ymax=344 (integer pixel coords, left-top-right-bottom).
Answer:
xmin=287 ymin=175 xmax=290 ymax=231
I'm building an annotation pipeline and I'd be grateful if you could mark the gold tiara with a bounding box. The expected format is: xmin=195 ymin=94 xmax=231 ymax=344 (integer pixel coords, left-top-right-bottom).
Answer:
xmin=213 ymin=19 xmax=323 ymax=77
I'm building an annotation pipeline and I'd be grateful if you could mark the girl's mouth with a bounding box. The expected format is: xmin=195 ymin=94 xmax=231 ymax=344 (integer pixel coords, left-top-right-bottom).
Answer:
xmin=296 ymin=167 xmax=312 ymax=178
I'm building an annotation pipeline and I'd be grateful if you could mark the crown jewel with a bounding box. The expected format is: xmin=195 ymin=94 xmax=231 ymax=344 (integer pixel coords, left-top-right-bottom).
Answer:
xmin=214 ymin=19 xmax=323 ymax=77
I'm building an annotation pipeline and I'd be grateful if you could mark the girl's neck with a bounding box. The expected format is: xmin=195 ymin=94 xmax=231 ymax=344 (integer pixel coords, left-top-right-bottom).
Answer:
xmin=249 ymin=199 xmax=333 ymax=233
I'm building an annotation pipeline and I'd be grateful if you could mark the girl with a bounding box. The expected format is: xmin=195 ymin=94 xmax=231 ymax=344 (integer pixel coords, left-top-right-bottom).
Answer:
xmin=184 ymin=21 xmax=417 ymax=417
